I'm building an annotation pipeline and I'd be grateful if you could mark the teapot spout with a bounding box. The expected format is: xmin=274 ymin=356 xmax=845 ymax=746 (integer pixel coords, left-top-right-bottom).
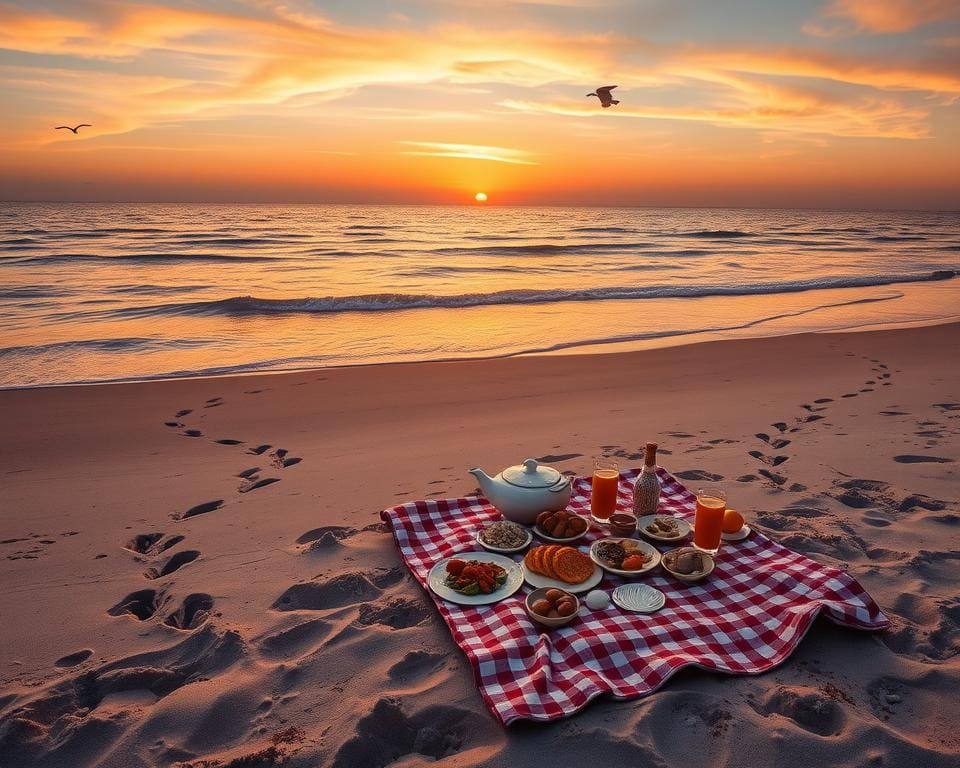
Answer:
xmin=469 ymin=467 xmax=495 ymax=497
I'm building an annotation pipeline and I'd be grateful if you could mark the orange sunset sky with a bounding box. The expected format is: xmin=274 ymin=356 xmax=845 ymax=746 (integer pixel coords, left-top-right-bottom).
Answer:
xmin=0 ymin=0 xmax=958 ymax=208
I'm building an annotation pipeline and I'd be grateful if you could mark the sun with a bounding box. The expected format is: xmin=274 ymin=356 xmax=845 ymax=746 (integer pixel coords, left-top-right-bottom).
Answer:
xmin=474 ymin=192 xmax=487 ymax=203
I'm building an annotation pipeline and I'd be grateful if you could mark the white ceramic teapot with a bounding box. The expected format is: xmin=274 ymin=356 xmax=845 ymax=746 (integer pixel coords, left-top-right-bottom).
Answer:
xmin=469 ymin=458 xmax=572 ymax=524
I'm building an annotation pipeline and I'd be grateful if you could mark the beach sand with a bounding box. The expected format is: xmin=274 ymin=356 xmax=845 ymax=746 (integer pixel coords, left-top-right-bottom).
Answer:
xmin=1 ymin=324 xmax=957 ymax=767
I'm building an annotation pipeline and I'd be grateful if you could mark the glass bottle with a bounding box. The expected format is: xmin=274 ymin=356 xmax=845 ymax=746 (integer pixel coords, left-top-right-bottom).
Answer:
xmin=633 ymin=442 xmax=661 ymax=515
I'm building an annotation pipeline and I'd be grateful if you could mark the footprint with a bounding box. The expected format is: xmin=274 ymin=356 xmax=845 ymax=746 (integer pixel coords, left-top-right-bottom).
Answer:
xmin=803 ymin=415 xmax=824 ymax=423
xmin=108 ymin=589 xmax=166 ymax=621
xmin=674 ymin=470 xmax=723 ymax=482
xmin=893 ymin=455 xmax=954 ymax=464
xmin=331 ymin=698 xmax=468 ymax=768
xmin=754 ymin=686 xmax=846 ymax=736
xmin=183 ymin=429 xmax=203 ymax=438
xmin=180 ymin=500 xmax=224 ymax=519
xmin=239 ymin=477 xmax=281 ymax=493
xmin=748 ymin=451 xmax=789 ymax=467
xmin=296 ymin=526 xmax=359 ymax=549
xmin=841 ymin=393 xmax=857 ymax=398
xmin=54 ymin=649 xmax=93 ymax=668
xmin=272 ymin=569 xmax=403 ymax=611
xmin=215 ymin=439 xmax=243 ymax=446
xmin=814 ymin=398 xmax=833 ymax=404
xmin=163 ymin=593 xmax=214 ymax=631
xmin=175 ymin=409 xmax=192 ymax=417
xmin=125 ymin=532 xmax=184 ymax=555
xmin=125 ymin=532 xmax=163 ymax=554
xmin=248 ymin=444 xmax=272 ymax=455
xmin=271 ymin=449 xmax=302 ymax=469
xmin=534 ymin=453 xmax=583 ymax=463
xmin=144 ymin=550 xmax=200 ymax=579
xmin=771 ymin=422 xmax=788 ymax=432
xmin=758 ymin=469 xmax=787 ymax=486
xmin=257 ymin=619 xmax=332 ymax=660
xmin=388 ymin=651 xmax=446 ymax=683
xmin=237 ymin=467 xmax=260 ymax=479
xmin=204 ymin=397 xmax=224 ymax=408
xmin=934 ymin=402 xmax=960 ymax=411
xmin=356 ymin=597 xmax=432 ymax=629
xmin=770 ymin=439 xmax=791 ymax=450
xmin=164 ymin=421 xmax=182 ymax=428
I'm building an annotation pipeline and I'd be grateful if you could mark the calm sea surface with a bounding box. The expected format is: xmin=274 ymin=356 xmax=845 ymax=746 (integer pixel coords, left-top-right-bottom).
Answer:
xmin=0 ymin=203 xmax=957 ymax=388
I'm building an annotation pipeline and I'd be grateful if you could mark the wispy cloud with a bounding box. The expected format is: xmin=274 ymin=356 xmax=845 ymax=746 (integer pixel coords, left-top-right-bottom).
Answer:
xmin=398 ymin=141 xmax=538 ymax=164
xmin=804 ymin=0 xmax=960 ymax=37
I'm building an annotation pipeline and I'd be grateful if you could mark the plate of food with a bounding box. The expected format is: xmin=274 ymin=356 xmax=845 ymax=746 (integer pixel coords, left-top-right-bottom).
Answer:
xmin=661 ymin=547 xmax=715 ymax=583
xmin=476 ymin=520 xmax=532 ymax=553
xmin=637 ymin=515 xmax=691 ymax=542
xmin=522 ymin=544 xmax=602 ymax=593
xmin=590 ymin=538 xmax=661 ymax=577
xmin=427 ymin=552 xmax=524 ymax=605
xmin=534 ymin=510 xmax=590 ymax=543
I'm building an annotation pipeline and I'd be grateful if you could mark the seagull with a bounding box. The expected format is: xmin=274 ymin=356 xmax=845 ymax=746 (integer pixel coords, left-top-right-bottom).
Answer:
xmin=586 ymin=86 xmax=619 ymax=108
xmin=54 ymin=124 xmax=92 ymax=134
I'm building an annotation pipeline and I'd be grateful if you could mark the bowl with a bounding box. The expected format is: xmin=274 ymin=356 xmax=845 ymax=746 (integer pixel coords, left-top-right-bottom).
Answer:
xmin=661 ymin=547 xmax=715 ymax=583
xmin=608 ymin=512 xmax=638 ymax=537
xmin=525 ymin=587 xmax=580 ymax=628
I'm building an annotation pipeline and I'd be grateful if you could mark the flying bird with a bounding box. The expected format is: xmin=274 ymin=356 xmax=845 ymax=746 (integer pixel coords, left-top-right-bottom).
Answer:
xmin=586 ymin=86 xmax=619 ymax=108
xmin=54 ymin=124 xmax=92 ymax=134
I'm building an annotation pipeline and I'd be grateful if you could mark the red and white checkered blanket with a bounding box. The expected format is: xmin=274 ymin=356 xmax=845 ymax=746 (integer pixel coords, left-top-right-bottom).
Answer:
xmin=380 ymin=467 xmax=888 ymax=725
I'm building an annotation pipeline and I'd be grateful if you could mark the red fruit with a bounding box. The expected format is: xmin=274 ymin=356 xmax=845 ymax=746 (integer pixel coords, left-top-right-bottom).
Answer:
xmin=445 ymin=559 xmax=465 ymax=576
xmin=621 ymin=555 xmax=647 ymax=571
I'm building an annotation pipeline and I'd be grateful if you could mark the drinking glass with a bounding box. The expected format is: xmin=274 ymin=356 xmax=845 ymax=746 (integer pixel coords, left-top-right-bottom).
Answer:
xmin=590 ymin=458 xmax=620 ymax=522
xmin=693 ymin=487 xmax=726 ymax=555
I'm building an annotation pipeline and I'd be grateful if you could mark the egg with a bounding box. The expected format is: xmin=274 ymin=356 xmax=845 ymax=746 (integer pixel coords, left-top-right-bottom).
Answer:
xmin=585 ymin=590 xmax=609 ymax=610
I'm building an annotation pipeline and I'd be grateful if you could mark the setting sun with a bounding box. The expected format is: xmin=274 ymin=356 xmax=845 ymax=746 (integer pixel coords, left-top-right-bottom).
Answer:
xmin=475 ymin=192 xmax=488 ymax=203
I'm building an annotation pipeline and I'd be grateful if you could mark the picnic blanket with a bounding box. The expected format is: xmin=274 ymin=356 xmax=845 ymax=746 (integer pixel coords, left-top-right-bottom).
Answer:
xmin=380 ymin=467 xmax=889 ymax=725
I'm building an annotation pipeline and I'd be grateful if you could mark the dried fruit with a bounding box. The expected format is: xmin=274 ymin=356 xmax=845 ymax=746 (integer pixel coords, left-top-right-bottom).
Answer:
xmin=531 ymin=599 xmax=552 ymax=615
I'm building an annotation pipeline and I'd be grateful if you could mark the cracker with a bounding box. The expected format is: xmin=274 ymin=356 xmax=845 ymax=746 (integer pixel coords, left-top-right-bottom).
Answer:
xmin=555 ymin=548 xmax=594 ymax=584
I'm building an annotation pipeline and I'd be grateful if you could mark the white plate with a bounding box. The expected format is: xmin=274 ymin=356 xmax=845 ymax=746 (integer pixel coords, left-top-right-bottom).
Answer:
xmin=612 ymin=583 xmax=666 ymax=613
xmin=521 ymin=561 xmax=603 ymax=594
xmin=476 ymin=526 xmax=533 ymax=554
xmin=590 ymin=538 xmax=661 ymax=577
xmin=637 ymin=515 xmax=691 ymax=542
xmin=533 ymin=525 xmax=589 ymax=544
xmin=721 ymin=524 xmax=751 ymax=542
xmin=427 ymin=552 xmax=524 ymax=606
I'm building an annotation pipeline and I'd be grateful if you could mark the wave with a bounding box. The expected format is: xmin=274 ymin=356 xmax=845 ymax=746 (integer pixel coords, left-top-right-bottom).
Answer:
xmin=682 ymin=230 xmax=753 ymax=238
xmin=869 ymin=235 xmax=927 ymax=242
xmin=570 ymin=226 xmax=636 ymax=233
xmin=110 ymin=270 xmax=957 ymax=318
xmin=1 ymin=252 xmax=286 ymax=266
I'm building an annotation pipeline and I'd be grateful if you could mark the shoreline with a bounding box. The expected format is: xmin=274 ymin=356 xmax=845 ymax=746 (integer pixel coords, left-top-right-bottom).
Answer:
xmin=4 ymin=313 xmax=959 ymax=393
xmin=1 ymin=322 xmax=957 ymax=766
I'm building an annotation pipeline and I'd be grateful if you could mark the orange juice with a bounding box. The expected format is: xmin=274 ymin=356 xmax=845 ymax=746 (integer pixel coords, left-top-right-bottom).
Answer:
xmin=694 ymin=493 xmax=726 ymax=553
xmin=591 ymin=468 xmax=620 ymax=520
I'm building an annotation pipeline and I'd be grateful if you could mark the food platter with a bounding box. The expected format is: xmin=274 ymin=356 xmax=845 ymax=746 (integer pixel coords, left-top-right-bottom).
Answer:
xmin=521 ymin=560 xmax=603 ymax=594
xmin=636 ymin=515 xmax=691 ymax=542
xmin=533 ymin=525 xmax=589 ymax=544
xmin=590 ymin=538 xmax=661 ymax=577
xmin=427 ymin=552 xmax=524 ymax=605
xmin=476 ymin=525 xmax=533 ymax=554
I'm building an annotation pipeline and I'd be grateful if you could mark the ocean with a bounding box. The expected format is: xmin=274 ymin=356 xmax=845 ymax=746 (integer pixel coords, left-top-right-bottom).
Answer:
xmin=0 ymin=203 xmax=957 ymax=388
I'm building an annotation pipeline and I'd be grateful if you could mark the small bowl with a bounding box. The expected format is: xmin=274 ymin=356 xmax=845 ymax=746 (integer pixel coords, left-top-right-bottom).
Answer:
xmin=525 ymin=587 xmax=580 ymax=628
xmin=608 ymin=512 xmax=637 ymax=537
xmin=661 ymin=547 xmax=715 ymax=583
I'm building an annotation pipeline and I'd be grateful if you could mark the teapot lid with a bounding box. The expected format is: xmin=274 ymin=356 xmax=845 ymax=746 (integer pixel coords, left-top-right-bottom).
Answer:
xmin=502 ymin=458 xmax=562 ymax=489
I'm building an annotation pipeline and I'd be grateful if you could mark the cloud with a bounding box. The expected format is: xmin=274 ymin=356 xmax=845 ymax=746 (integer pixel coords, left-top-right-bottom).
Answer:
xmin=804 ymin=0 xmax=960 ymax=37
xmin=397 ymin=141 xmax=538 ymax=164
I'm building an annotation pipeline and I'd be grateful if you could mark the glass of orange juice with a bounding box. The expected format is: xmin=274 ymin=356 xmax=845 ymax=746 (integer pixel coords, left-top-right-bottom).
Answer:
xmin=590 ymin=458 xmax=620 ymax=522
xmin=693 ymin=487 xmax=726 ymax=555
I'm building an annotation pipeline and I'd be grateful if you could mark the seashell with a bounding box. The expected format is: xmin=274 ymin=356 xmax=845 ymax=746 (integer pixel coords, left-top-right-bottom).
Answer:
xmin=612 ymin=584 xmax=666 ymax=613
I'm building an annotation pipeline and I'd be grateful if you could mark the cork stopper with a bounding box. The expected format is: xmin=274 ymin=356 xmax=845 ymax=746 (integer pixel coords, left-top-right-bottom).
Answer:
xmin=644 ymin=442 xmax=658 ymax=467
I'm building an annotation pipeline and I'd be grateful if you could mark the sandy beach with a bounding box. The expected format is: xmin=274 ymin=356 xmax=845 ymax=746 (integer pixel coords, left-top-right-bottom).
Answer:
xmin=1 ymin=323 xmax=957 ymax=767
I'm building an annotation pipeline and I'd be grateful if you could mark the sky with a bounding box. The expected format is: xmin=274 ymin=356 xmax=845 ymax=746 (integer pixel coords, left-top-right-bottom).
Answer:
xmin=0 ymin=0 xmax=958 ymax=207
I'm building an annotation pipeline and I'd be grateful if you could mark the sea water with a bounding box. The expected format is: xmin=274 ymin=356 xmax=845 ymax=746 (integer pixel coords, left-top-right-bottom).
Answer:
xmin=0 ymin=203 xmax=957 ymax=387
